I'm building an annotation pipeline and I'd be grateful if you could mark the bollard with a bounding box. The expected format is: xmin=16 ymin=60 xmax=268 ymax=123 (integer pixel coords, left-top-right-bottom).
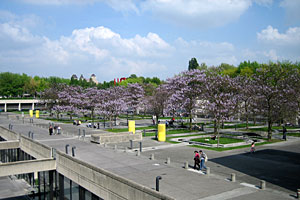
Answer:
xmin=231 ymin=173 xmax=236 ymax=182
xmin=136 ymin=151 xmax=140 ymax=156
xmin=150 ymin=154 xmax=154 ymax=160
xmin=184 ymin=161 xmax=189 ymax=169
xmin=143 ymin=129 xmax=146 ymax=137
xmin=297 ymin=189 xmax=300 ymax=199
xmin=260 ymin=180 xmax=266 ymax=190
xmin=166 ymin=157 xmax=170 ymax=164
xmin=31 ymin=132 xmax=34 ymax=139
xmin=206 ymin=167 xmax=210 ymax=175
xmin=156 ymin=176 xmax=162 ymax=192
xmin=28 ymin=131 xmax=31 ymax=138
xmin=139 ymin=141 xmax=142 ymax=152
xmin=65 ymin=144 xmax=69 ymax=154
xmin=78 ymin=129 xmax=81 ymax=138
xmin=155 ymin=130 xmax=158 ymax=140
xmin=130 ymin=140 xmax=133 ymax=149
xmin=72 ymin=146 xmax=76 ymax=157
xmin=10 ymin=124 xmax=13 ymax=130
xmin=82 ymin=130 xmax=86 ymax=139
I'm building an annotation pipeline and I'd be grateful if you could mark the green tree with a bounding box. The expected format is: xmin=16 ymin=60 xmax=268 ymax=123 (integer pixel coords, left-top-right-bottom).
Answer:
xmin=188 ymin=58 xmax=199 ymax=71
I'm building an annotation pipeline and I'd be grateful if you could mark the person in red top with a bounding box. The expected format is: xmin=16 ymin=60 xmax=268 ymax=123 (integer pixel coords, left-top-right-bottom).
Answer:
xmin=194 ymin=151 xmax=200 ymax=170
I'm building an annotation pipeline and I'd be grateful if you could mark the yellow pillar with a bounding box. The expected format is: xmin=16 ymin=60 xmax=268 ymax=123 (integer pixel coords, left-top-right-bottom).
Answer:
xmin=29 ymin=110 xmax=33 ymax=118
xmin=35 ymin=110 xmax=40 ymax=118
xmin=128 ymin=120 xmax=135 ymax=134
xmin=158 ymin=124 xmax=166 ymax=142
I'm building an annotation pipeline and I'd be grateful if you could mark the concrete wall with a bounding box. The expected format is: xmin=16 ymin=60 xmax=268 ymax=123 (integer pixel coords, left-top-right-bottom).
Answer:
xmin=0 ymin=140 xmax=19 ymax=150
xmin=56 ymin=151 xmax=174 ymax=200
xmin=0 ymin=126 xmax=19 ymax=141
xmin=91 ymin=132 xmax=142 ymax=144
xmin=0 ymin=127 xmax=174 ymax=200
xmin=19 ymin=136 xmax=52 ymax=159
xmin=0 ymin=158 xmax=56 ymax=177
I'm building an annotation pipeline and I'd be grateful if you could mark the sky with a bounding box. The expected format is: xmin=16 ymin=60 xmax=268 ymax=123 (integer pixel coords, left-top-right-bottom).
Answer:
xmin=0 ymin=0 xmax=300 ymax=82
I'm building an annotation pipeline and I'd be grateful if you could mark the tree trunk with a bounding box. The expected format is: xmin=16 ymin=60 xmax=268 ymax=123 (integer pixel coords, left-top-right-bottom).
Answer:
xmin=91 ymin=110 xmax=94 ymax=127
xmin=217 ymin=119 xmax=220 ymax=148
xmin=214 ymin=119 xmax=217 ymax=134
xmin=268 ymin=120 xmax=272 ymax=141
xmin=189 ymin=113 xmax=192 ymax=130
xmin=110 ymin=116 xmax=113 ymax=129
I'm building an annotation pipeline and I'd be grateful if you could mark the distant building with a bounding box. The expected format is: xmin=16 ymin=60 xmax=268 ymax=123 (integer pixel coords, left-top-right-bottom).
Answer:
xmin=72 ymin=74 xmax=98 ymax=84
xmin=90 ymin=74 xmax=98 ymax=84
xmin=71 ymin=74 xmax=78 ymax=80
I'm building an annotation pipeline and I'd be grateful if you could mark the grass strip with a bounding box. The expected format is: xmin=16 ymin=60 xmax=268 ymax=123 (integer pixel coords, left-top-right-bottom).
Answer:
xmin=190 ymin=137 xmax=244 ymax=144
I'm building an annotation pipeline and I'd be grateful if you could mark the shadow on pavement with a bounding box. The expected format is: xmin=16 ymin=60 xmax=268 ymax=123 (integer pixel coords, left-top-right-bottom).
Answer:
xmin=210 ymin=149 xmax=300 ymax=192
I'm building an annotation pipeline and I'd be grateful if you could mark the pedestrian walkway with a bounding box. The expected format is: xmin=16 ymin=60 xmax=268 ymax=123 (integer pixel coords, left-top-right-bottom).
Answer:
xmin=0 ymin=113 xmax=298 ymax=200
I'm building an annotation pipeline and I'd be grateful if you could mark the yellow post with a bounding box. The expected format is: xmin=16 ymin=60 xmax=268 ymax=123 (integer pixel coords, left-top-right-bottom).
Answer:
xmin=29 ymin=110 xmax=33 ymax=118
xmin=35 ymin=110 xmax=40 ymax=118
xmin=158 ymin=124 xmax=166 ymax=142
xmin=128 ymin=120 xmax=135 ymax=134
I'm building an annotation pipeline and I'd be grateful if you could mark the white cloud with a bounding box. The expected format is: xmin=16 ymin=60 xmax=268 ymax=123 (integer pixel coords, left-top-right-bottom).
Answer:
xmin=257 ymin=25 xmax=300 ymax=45
xmin=21 ymin=0 xmax=139 ymax=13
xmin=141 ymin=0 xmax=252 ymax=28
xmin=174 ymin=38 xmax=238 ymax=67
xmin=263 ymin=49 xmax=278 ymax=60
xmin=0 ymin=17 xmax=174 ymax=80
xmin=280 ymin=0 xmax=300 ymax=24
xmin=253 ymin=0 xmax=273 ymax=6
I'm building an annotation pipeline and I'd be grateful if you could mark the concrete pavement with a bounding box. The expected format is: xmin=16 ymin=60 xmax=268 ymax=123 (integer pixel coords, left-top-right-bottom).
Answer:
xmin=0 ymin=113 xmax=299 ymax=200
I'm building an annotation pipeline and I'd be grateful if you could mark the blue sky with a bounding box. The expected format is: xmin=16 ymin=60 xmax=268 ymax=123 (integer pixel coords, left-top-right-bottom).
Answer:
xmin=0 ymin=0 xmax=300 ymax=82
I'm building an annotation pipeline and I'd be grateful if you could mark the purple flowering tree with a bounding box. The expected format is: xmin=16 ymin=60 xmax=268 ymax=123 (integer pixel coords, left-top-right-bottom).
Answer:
xmin=165 ymin=70 xmax=206 ymax=129
xmin=235 ymin=76 xmax=257 ymax=129
xmin=124 ymin=83 xmax=145 ymax=114
xmin=148 ymin=85 xmax=169 ymax=125
xmin=202 ymin=72 xmax=240 ymax=147
xmin=52 ymin=85 xmax=83 ymax=119
xmin=97 ymin=86 xmax=128 ymax=128
xmin=251 ymin=63 xmax=298 ymax=140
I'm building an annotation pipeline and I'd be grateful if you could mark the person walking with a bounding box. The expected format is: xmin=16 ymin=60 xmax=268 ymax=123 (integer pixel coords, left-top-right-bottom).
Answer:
xmin=282 ymin=126 xmax=287 ymax=141
xmin=57 ymin=125 xmax=61 ymax=135
xmin=49 ymin=125 xmax=53 ymax=136
xmin=199 ymin=150 xmax=207 ymax=171
xmin=250 ymin=142 xmax=255 ymax=153
xmin=194 ymin=151 xmax=200 ymax=170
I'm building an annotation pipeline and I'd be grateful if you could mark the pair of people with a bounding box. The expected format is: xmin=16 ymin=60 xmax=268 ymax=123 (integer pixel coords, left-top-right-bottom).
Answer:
xmin=194 ymin=150 xmax=207 ymax=171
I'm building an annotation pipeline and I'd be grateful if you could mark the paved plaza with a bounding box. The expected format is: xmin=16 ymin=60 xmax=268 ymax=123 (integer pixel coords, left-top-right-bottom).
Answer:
xmin=0 ymin=113 xmax=300 ymax=200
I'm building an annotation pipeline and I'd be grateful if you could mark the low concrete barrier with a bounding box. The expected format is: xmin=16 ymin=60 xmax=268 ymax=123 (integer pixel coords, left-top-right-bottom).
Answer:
xmin=91 ymin=132 xmax=142 ymax=144
xmin=0 ymin=158 xmax=56 ymax=177
xmin=0 ymin=140 xmax=19 ymax=150
xmin=56 ymin=151 xmax=174 ymax=200
xmin=0 ymin=126 xmax=19 ymax=140
xmin=20 ymin=136 xmax=52 ymax=159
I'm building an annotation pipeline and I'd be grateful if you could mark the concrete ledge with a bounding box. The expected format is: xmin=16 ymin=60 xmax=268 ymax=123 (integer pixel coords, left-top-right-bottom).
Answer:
xmin=0 ymin=140 xmax=19 ymax=150
xmin=56 ymin=151 xmax=174 ymax=200
xmin=19 ymin=136 xmax=52 ymax=159
xmin=0 ymin=126 xmax=19 ymax=141
xmin=91 ymin=132 xmax=142 ymax=144
xmin=0 ymin=158 xmax=56 ymax=177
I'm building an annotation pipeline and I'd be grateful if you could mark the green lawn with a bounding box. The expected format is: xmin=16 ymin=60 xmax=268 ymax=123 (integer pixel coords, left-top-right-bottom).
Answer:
xmin=279 ymin=132 xmax=300 ymax=137
xmin=107 ymin=127 xmax=199 ymax=137
xmin=190 ymin=139 xmax=282 ymax=151
xmin=247 ymin=126 xmax=300 ymax=132
xmin=190 ymin=137 xmax=244 ymax=144
xmin=222 ymin=123 xmax=262 ymax=129
xmin=106 ymin=126 xmax=156 ymax=133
